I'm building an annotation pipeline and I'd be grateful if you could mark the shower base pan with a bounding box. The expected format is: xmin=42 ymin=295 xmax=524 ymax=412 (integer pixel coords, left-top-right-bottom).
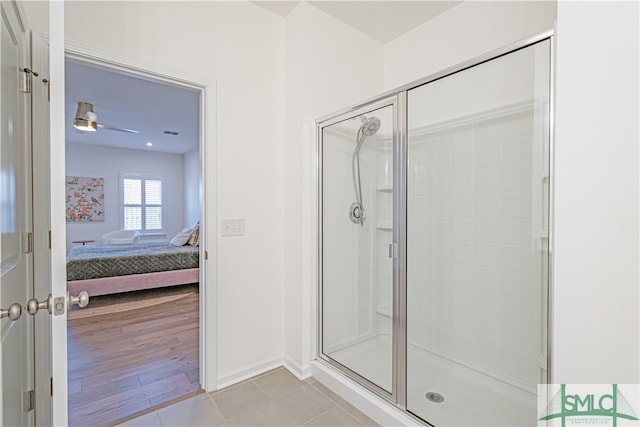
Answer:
xmin=328 ymin=334 xmax=536 ymax=426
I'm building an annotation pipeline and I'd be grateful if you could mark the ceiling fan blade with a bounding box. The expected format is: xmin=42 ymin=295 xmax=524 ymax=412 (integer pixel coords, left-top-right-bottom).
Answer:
xmin=97 ymin=123 xmax=139 ymax=134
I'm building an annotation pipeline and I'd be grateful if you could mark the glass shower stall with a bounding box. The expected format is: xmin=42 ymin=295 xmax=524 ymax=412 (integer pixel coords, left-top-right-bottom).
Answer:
xmin=317 ymin=34 xmax=552 ymax=426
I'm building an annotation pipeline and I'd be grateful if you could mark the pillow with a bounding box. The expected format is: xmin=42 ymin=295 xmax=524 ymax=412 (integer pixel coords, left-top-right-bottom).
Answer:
xmin=187 ymin=225 xmax=200 ymax=247
xmin=170 ymin=227 xmax=193 ymax=246
xmin=110 ymin=237 xmax=134 ymax=244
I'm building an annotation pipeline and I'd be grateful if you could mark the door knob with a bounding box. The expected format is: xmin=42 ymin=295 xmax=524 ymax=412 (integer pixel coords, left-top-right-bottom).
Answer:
xmin=67 ymin=291 xmax=89 ymax=309
xmin=26 ymin=294 xmax=52 ymax=315
xmin=0 ymin=303 xmax=23 ymax=321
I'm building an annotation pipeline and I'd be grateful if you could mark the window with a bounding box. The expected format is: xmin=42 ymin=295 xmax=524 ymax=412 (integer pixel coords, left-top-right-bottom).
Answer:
xmin=121 ymin=174 xmax=163 ymax=233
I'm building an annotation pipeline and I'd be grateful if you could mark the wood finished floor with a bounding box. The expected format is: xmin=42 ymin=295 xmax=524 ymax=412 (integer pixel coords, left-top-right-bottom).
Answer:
xmin=67 ymin=290 xmax=200 ymax=427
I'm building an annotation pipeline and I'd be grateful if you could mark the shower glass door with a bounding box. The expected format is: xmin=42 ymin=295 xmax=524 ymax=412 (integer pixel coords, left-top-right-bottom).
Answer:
xmin=406 ymin=40 xmax=551 ymax=425
xmin=319 ymin=99 xmax=396 ymax=395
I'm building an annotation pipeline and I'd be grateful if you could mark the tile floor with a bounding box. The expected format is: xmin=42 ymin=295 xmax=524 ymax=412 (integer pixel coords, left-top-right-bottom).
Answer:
xmin=117 ymin=367 xmax=380 ymax=427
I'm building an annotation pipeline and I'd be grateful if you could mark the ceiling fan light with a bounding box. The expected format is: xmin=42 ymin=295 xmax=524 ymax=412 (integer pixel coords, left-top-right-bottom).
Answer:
xmin=73 ymin=118 xmax=97 ymax=132
xmin=73 ymin=102 xmax=97 ymax=131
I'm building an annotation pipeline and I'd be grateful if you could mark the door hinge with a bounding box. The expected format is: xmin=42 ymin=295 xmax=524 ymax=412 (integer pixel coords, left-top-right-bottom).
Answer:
xmin=20 ymin=67 xmax=39 ymax=94
xmin=48 ymin=230 xmax=52 ymax=249
xmin=50 ymin=377 xmax=53 ymax=396
xmin=23 ymin=389 xmax=34 ymax=412
xmin=22 ymin=232 xmax=33 ymax=253
xmin=204 ymin=250 xmax=208 ymax=260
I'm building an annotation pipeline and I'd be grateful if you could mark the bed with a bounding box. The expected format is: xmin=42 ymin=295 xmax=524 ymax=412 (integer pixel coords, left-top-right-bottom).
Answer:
xmin=67 ymin=241 xmax=200 ymax=297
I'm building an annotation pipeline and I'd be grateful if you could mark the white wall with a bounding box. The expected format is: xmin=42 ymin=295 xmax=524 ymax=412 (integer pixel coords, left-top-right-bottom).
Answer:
xmin=183 ymin=148 xmax=200 ymax=228
xmin=61 ymin=1 xmax=286 ymax=384
xmin=283 ymin=3 xmax=384 ymax=376
xmin=65 ymin=142 xmax=185 ymax=251
xmin=384 ymin=1 xmax=556 ymax=90
xmin=554 ymin=1 xmax=639 ymax=383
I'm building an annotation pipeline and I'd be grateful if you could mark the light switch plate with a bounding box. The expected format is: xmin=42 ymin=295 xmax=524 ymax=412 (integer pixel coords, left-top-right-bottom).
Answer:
xmin=221 ymin=219 xmax=245 ymax=237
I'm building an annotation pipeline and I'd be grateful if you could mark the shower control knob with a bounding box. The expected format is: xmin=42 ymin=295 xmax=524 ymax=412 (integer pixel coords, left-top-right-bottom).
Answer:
xmin=349 ymin=202 xmax=365 ymax=225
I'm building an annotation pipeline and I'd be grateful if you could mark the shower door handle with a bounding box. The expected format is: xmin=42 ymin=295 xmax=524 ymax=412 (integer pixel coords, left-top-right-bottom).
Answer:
xmin=388 ymin=243 xmax=397 ymax=258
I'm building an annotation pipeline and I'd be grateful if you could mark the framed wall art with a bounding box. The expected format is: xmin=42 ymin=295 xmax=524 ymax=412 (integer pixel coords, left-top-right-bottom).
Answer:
xmin=66 ymin=176 xmax=105 ymax=222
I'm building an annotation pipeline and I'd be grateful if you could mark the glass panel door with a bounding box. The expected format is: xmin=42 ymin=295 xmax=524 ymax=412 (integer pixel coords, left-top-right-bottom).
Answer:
xmin=406 ymin=40 xmax=551 ymax=425
xmin=320 ymin=102 xmax=395 ymax=394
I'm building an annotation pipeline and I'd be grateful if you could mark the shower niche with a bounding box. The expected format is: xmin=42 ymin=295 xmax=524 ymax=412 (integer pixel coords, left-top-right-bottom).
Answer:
xmin=318 ymin=34 xmax=552 ymax=427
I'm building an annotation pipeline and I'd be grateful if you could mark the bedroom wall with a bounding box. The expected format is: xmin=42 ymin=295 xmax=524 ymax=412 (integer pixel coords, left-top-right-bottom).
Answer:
xmin=183 ymin=148 xmax=200 ymax=228
xmin=61 ymin=1 xmax=286 ymax=385
xmin=65 ymin=142 xmax=185 ymax=252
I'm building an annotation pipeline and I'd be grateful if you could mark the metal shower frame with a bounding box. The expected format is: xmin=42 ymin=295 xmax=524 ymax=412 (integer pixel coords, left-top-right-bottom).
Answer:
xmin=315 ymin=29 xmax=555 ymax=424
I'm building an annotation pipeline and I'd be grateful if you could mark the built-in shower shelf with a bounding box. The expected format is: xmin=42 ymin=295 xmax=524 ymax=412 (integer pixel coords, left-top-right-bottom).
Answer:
xmin=377 ymin=306 xmax=392 ymax=318
xmin=377 ymin=222 xmax=392 ymax=231
xmin=376 ymin=185 xmax=393 ymax=193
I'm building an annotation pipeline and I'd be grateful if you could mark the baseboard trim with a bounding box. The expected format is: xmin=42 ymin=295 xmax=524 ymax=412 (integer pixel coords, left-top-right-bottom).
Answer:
xmin=283 ymin=355 xmax=312 ymax=381
xmin=215 ymin=355 xmax=312 ymax=391
xmin=216 ymin=357 xmax=283 ymax=390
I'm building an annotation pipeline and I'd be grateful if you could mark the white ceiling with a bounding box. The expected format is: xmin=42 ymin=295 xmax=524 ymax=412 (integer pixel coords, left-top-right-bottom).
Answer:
xmin=253 ymin=1 xmax=461 ymax=43
xmin=251 ymin=1 xmax=300 ymax=17
xmin=65 ymin=60 xmax=200 ymax=155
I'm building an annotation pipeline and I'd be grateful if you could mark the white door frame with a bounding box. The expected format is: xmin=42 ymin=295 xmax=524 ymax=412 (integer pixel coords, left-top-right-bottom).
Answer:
xmin=48 ymin=10 xmax=217 ymax=421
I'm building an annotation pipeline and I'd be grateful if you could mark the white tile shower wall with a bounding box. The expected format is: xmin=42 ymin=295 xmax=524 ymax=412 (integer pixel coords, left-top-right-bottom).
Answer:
xmin=407 ymin=110 xmax=542 ymax=392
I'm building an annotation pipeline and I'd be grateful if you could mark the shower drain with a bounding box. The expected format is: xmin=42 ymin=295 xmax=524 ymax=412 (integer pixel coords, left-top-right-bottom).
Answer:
xmin=425 ymin=392 xmax=445 ymax=403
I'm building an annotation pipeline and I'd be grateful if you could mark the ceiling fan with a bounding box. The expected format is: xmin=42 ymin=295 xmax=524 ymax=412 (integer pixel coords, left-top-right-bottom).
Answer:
xmin=73 ymin=101 xmax=139 ymax=134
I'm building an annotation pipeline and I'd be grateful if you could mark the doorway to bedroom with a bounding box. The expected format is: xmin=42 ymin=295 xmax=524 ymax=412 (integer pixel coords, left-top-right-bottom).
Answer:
xmin=63 ymin=57 xmax=205 ymax=426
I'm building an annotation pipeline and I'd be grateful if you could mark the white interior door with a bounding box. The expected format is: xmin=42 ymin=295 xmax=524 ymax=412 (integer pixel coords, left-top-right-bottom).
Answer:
xmin=31 ymin=29 xmax=53 ymax=426
xmin=0 ymin=2 xmax=70 ymax=425
xmin=0 ymin=1 xmax=35 ymax=425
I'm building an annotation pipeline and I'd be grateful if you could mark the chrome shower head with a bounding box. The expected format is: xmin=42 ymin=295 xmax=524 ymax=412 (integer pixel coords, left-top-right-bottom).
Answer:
xmin=354 ymin=116 xmax=381 ymax=155
xmin=360 ymin=116 xmax=381 ymax=137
